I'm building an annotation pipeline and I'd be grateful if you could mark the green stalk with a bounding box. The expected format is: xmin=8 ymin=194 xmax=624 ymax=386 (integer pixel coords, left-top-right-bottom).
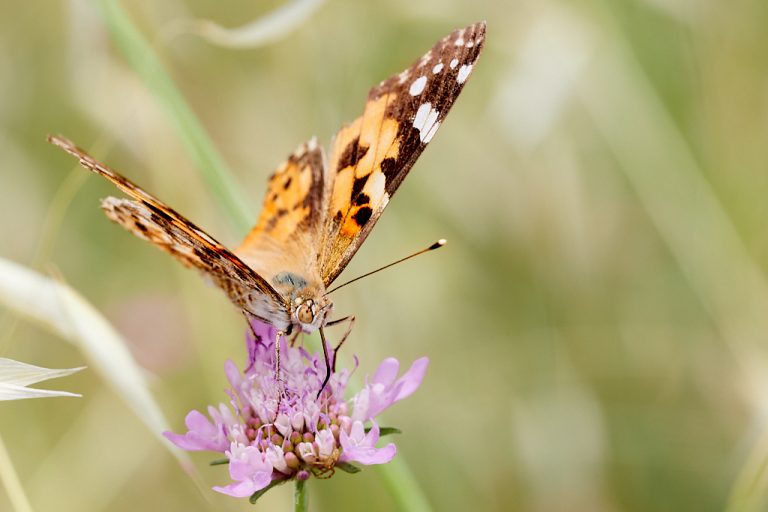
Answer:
xmin=88 ymin=0 xmax=252 ymax=233
xmin=376 ymin=456 xmax=432 ymax=512
xmin=294 ymin=479 xmax=308 ymax=512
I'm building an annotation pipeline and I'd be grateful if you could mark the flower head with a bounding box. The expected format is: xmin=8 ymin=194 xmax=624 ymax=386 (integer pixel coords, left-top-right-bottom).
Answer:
xmin=165 ymin=320 xmax=428 ymax=499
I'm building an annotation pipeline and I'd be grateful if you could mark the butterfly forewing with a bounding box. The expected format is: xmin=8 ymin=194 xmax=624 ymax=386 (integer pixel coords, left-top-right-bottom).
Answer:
xmin=319 ymin=22 xmax=486 ymax=286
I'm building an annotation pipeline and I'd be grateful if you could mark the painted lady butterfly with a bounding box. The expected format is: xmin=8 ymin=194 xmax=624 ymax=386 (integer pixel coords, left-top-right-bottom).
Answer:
xmin=50 ymin=21 xmax=485 ymax=386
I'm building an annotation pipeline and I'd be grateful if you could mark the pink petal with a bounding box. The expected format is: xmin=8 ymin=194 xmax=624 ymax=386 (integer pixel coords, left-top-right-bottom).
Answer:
xmin=229 ymin=456 xmax=257 ymax=481
xmin=213 ymin=480 xmax=264 ymax=498
xmin=352 ymin=357 xmax=430 ymax=421
xmin=392 ymin=357 xmax=429 ymax=402
xmin=163 ymin=431 xmax=196 ymax=451
xmin=163 ymin=410 xmax=226 ymax=451
xmin=186 ymin=410 xmax=217 ymax=434
xmin=347 ymin=442 xmax=396 ymax=465
xmin=350 ymin=388 xmax=371 ymax=422
xmin=224 ymin=360 xmax=242 ymax=388
xmin=372 ymin=358 xmax=401 ymax=387
xmin=274 ymin=414 xmax=291 ymax=437
xmin=339 ymin=423 xmax=397 ymax=465
xmin=316 ymin=429 xmax=336 ymax=459
xmin=245 ymin=319 xmax=278 ymax=370
xmin=217 ymin=445 xmax=274 ymax=496
xmin=349 ymin=419 xmax=366 ymax=442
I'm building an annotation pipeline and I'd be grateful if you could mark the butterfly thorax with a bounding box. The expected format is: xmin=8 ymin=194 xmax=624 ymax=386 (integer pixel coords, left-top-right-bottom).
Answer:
xmin=270 ymin=270 xmax=332 ymax=333
xmin=262 ymin=270 xmax=333 ymax=333
xmin=235 ymin=233 xmax=332 ymax=332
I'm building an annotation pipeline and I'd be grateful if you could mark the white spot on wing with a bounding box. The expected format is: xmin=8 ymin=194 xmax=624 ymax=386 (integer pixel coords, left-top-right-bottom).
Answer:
xmin=413 ymin=102 xmax=440 ymax=143
xmin=466 ymin=40 xmax=474 ymax=48
xmin=432 ymin=63 xmax=444 ymax=74
xmin=454 ymin=29 xmax=466 ymax=47
xmin=363 ymin=170 xmax=387 ymax=204
xmin=409 ymin=76 xmax=427 ymax=96
xmin=423 ymin=120 xmax=441 ymax=143
xmin=450 ymin=58 xmax=459 ymax=69
xmin=457 ymin=64 xmax=473 ymax=84
xmin=418 ymin=51 xmax=432 ymax=67
xmin=414 ymin=103 xmax=430 ymax=130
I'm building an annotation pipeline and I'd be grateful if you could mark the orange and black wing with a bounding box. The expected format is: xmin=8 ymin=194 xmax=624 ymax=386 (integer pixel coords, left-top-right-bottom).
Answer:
xmin=235 ymin=139 xmax=328 ymax=291
xmin=319 ymin=22 xmax=486 ymax=286
xmin=48 ymin=135 xmax=288 ymax=326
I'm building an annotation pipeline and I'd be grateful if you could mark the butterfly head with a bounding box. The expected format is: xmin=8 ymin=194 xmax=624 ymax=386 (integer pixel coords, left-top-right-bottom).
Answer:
xmin=293 ymin=295 xmax=333 ymax=333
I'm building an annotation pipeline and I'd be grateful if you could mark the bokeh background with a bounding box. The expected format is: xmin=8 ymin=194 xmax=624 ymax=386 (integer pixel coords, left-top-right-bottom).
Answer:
xmin=3 ymin=0 xmax=768 ymax=510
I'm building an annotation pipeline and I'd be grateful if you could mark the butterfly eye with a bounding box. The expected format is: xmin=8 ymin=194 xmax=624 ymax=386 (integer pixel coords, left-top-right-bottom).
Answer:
xmin=297 ymin=301 xmax=314 ymax=324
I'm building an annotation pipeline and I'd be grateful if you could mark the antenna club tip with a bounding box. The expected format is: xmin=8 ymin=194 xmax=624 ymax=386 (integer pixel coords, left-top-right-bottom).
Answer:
xmin=430 ymin=239 xmax=447 ymax=250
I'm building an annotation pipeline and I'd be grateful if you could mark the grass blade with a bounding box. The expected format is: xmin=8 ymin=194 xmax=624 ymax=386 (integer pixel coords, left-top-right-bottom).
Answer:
xmin=168 ymin=0 xmax=325 ymax=49
xmin=88 ymin=0 xmax=252 ymax=233
xmin=0 ymin=257 xmax=192 ymax=471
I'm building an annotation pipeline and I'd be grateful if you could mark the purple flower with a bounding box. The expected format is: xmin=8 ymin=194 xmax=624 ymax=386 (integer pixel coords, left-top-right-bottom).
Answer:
xmin=351 ymin=357 xmax=429 ymax=422
xmin=164 ymin=319 xmax=428 ymax=498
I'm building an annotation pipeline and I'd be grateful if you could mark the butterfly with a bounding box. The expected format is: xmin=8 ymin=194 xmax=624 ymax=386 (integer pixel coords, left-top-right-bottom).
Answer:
xmin=49 ymin=21 xmax=485 ymax=389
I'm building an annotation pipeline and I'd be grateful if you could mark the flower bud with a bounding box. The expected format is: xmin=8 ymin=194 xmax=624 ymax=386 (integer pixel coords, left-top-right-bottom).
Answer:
xmin=285 ymin=451 xmax=300 ymax=471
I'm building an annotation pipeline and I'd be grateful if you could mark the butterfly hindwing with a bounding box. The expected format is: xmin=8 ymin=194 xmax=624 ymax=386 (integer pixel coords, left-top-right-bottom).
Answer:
xmin=240 ymin=138 xmax=326 ymax=245
xmin=235 ymin=139 xmax=327 ymax=294
xmin=319 ymin=21 xmax=486 ymax=286
xmin=102 ymin=197 xmax=288 ymax=325
xmin=48 ymin=135 xmax=289 ymax=326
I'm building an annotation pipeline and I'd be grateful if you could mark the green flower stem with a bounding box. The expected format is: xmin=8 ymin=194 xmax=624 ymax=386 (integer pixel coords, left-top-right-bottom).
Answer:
xmin=88 ymin=0 xmax=253 ymax=233
xmin=376 ymin=456 xmax=432 ymax=512
xmin=294 ymin=479 xmax=308 ymax=512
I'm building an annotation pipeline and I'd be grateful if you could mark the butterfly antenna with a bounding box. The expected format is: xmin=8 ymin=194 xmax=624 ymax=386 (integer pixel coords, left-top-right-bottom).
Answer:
xmin=326 ymin=239 xmax=446 ymax=295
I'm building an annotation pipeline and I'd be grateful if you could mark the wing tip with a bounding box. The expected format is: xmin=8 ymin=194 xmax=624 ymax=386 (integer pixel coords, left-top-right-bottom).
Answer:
xmin=468 ymin=20 xmax=487 ymax=33
xmin=47 ymin=134 xmax=79 ymax=156
xmin=288 ymin=136 xmax=322 ymax=160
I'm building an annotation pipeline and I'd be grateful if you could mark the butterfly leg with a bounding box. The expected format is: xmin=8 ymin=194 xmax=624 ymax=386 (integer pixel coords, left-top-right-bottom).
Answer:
xmin=325 ymin=316 xmax=352 ymax=327
xmin=289 ymin=329 xmax=302 ymax=347
xmin=326 ymin=316 xmax=356 ymax=372
xmin=274 ymin=330 xmax=285 ymax=413
xmin=317 ymin=327 xmax=333 ymax=399
xmin=243 ymin=311 xmax=266 ymax=346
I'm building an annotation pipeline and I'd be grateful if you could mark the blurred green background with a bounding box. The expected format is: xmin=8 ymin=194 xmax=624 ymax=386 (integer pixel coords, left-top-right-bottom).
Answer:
xmin=3 ymin=0 xmax=768 ymax=510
